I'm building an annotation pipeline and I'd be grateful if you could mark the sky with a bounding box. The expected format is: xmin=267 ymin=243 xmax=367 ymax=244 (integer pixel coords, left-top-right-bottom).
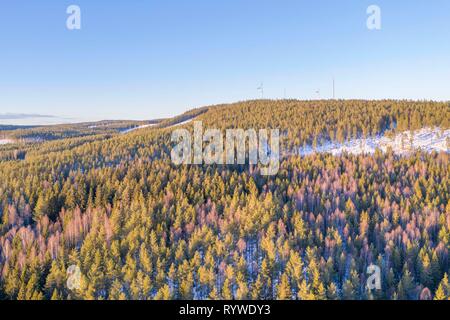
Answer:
xmin=0 ymin=0 xmax=449 ymax=123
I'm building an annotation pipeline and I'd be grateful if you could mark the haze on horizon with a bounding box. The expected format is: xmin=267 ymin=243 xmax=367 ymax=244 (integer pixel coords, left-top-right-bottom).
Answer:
xmin=1 ymin=0 xmax=449 ymax=122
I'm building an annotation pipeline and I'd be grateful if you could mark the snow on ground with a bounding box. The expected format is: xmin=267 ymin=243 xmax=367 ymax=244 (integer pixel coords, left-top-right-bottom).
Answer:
xmin=165 ymin=118 xmax=196 ymax=129
xmin=0 ymin=139 xmax=13 ymax=145
xmin=299 ymin=127 xmax=450 ymax=156
xmin=121 ymin=124 xmax=157 ymax=134
xmin=121 ymin=116 xmax=198 ymax=132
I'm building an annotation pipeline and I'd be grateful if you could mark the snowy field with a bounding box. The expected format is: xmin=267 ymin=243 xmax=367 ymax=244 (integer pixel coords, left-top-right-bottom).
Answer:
xmin=121 ymin=124 xmax=157 ymax=134
xmin=299 ymin=127 xmax=450 ymax=156
xmin=0 ymin=139 xmax=13 ymax=145
xmin=116 ymin=116 xmax=197 ymax=133
xmin=166 ymin=117 xmax=196 ymax=129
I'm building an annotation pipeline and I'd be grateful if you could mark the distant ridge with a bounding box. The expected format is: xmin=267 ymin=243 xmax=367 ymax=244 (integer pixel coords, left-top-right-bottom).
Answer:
xmin=0 ymin=113 xmax=56 ymax=120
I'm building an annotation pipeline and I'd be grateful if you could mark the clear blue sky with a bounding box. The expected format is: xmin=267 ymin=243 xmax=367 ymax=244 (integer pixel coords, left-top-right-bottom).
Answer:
xmin=0 ymin=0 xmax=449 ymax=121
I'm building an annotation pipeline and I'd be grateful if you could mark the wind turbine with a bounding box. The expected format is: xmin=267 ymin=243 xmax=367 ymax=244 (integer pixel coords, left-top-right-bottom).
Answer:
xmin=257 ymin=82 xmax=264 ymax=99
xmin=332 ymin=76 xmax=335 ymax=99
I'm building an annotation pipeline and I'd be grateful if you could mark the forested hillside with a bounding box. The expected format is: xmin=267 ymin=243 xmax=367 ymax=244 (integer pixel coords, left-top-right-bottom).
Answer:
xmin=0 ymin=100 xmax=449 ymax=300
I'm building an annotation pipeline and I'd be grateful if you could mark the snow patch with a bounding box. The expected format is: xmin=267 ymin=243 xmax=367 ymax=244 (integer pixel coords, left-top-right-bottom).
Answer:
xmin=166 ymin=118 xmax=195 ymax=129
xmin=0 ymin=139 xmax=13 ymax=145
xmin=299 ymin=127 xmax=450 ymax=156
xmin=121 ymin=124 xmax=156 ymax=134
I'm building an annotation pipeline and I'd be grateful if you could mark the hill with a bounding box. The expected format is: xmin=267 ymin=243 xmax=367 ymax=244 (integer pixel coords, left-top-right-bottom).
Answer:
xmin=0 ymin=100 xmax=448 ymax=300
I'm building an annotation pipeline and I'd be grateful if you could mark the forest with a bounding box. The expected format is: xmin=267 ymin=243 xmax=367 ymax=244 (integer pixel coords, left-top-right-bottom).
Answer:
xmin=0 ymin=100 xmax=448 ymax=300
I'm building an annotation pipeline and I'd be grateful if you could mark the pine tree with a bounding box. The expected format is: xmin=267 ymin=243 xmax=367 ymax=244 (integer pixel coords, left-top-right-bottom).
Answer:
xmin=222 ymin=279 xmax=233 ymax=300
xmin=276 ymin=274 xmax=291 ymax=300
xmin=434 ymin=283 xmax=446 ymax=300
xmin=327 ymin=283 xmax=339 ymax=300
